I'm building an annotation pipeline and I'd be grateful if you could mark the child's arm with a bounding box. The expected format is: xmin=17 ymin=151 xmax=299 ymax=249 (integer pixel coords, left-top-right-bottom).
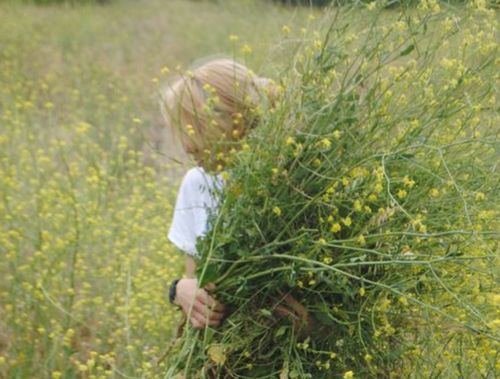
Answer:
xmin=174 ymin=255 xmax=226 ymax=329
xmin=274 ymin=290 xmax=314 ymax=338
xmin=185 ymin=254 xmax=196 ymax=278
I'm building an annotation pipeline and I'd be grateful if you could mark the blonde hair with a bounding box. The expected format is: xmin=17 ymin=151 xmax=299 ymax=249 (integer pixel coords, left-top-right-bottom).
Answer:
xmin=160 ymin=57 xmax=276 ymax=168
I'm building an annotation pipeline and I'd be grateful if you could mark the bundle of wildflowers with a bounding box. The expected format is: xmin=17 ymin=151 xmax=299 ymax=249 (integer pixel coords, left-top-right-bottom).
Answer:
xmin=164 ymin=2 xmax=498 ymax=378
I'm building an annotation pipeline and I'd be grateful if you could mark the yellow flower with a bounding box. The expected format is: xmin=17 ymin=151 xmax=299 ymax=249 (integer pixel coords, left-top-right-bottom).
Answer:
xmin=241 ymin=44 xmax=252 ymax=55
xmin=228 ymin=34 xmax=239 ymax=42
xmin=323 ymin=256 xmax=333 ymax=264
xmin=418 ymin=223 xmax=427 ymax=233
xmin=207 ymin=344 xmax=226 ymax=365
xmin=359 ymin=287 xmax=365 ymax=297
xmin=273 ymin=206 xmax=282 ymax=216
xmin=403 ymin=175 xmax=415 ymax=188
xmin=286 ymin=136 xmax=295 ymax=146
xmin=366 ymin=1 xmax=376 ymax=10
xmin=475 ymin=192 xmax=485 ymax=201
xmin=357 ymin=235 xmax=366 ymax=246
xmin=185 ymin=124 xmax=195 ymax=136
xmin=343 ymin=370 xmax=354 ymax=379
xmin=221 ymin=171 xmax=230 ymax=181
xmin=333 ymin=130 xmax=342 ymax=139
xmin=353 ymin=200 xmax=362 ymax=212
xmin=282 ymin=25 xmax=291 ymax=35
xmin=342 ymin=216 xmax=352 ymax=227
xmin=160 ymin=66 xmax=170 ymax=75
xmin=319 ymin=138 xmax=331 ymax=149
xmin=429 ymin=188 xmax=439 ymax=197
xmin=488 ymin=319 xmax=500 ymax=330
xmin=397 ymin=189 xmax=407 ymax=199
xmin=331 ymin=223 xmax=342 ymax=233
xmin=76 ymin=122 xmax=91 ymax=135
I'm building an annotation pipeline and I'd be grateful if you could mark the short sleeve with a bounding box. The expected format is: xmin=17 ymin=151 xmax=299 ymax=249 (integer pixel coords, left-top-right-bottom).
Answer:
xmin=168 ymin=167 xmax=222 ymax=257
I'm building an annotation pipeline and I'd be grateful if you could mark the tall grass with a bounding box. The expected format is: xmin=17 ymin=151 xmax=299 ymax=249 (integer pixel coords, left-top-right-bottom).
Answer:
xmin=0 ymin=1 xmax=318 ymax=377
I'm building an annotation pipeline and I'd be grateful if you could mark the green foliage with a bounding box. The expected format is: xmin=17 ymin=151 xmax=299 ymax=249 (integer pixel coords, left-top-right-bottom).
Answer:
xmin=166 ymin=3 xmax=499 ymax=378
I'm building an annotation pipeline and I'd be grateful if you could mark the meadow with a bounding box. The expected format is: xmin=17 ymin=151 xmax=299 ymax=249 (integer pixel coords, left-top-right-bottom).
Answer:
xmin=0 ymin=1 xmax=318 ymax=377
xmin=0 ymin=0 xmax=498 ymax=378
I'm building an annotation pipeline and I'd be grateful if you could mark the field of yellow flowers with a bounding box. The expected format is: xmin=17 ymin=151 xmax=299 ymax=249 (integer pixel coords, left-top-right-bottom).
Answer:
xmin=0 ymin=0 xmax=498 ymax=378
xmin=0 ymin=1 xmax=316 ymax=378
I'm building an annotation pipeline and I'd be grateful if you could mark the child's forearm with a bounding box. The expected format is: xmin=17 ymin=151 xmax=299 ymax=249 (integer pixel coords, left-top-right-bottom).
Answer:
xmin=185 ymin=254 xmax=197 ymax=278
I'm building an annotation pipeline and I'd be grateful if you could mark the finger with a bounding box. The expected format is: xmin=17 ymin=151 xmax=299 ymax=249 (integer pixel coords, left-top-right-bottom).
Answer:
xmin=210 ymin=299 xmax=226 ymax=313
xmin=191 ymin=310 xmax=214 ymax=329
xmin=205 ymin=282 xmax=216 ymax=291
xmin=274 ymin=305 xmax=296 ymax=319
xmin=283 ymin=294 xmax=309 ymax=320
xmin=192 ymin=299 xmax=225 ymax=321
xmin=191 ymin=310 xmax=221 ymax=329
xmin=195 ymin=289 xmax=212 ymax=306
xmin=208 ymin=309 xmax=225 ymax=322
xmin=196 ymin=290 xmax=225 ymax=313
xmin=189 ymin=312 xmax=204 ymax=329
xmin=196 ymin=300 xmax=226 ymax=321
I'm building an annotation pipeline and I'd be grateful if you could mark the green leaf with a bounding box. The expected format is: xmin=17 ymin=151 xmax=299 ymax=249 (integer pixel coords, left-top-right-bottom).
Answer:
xmin=275 ymin=326 xmax=287 ymax=338
xmin=259 ymin=308 xmax=273 ymax=317
xmin=197 ymin=263 xmax=218 ymax=288
xmin=399 ymin=44 xmax=415 ymax=57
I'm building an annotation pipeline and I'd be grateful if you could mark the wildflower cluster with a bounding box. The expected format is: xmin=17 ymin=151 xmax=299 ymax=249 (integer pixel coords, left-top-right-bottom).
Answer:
xmin=0 ymin=18 xmax=184 ymax=378
xmin=166 ymin=3 xmax=498 ymax=378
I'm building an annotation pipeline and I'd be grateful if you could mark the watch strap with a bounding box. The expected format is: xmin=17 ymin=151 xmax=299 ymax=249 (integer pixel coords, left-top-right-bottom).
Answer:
xmin=169 ymin=278 xmax=181 ymax=306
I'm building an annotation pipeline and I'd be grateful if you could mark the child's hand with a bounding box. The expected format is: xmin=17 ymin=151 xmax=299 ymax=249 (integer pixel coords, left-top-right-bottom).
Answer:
xmin=175 ymin=279 xmax=226 ymax=329
xmin=274 ymin=290 xmax=313 ymax=338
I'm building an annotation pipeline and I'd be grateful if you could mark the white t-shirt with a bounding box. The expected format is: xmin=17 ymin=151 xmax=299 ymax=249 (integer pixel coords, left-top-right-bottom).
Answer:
xmin=168 ymin=166 xmax=224 ymax=257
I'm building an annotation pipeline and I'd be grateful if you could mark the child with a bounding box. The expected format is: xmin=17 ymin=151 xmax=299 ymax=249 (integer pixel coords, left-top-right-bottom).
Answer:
xmin=161 ymin=57 xmax=312 ymax=336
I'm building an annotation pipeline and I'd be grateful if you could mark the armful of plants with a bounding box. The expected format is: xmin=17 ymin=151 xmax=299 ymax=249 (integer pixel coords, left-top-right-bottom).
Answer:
xmin=274 ymin=289 xmax=313 ymax=338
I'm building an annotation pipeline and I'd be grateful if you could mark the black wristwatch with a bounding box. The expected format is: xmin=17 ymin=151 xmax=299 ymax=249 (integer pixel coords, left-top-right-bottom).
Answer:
xmin=169 ymin=278 xmax=181 ymax=306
